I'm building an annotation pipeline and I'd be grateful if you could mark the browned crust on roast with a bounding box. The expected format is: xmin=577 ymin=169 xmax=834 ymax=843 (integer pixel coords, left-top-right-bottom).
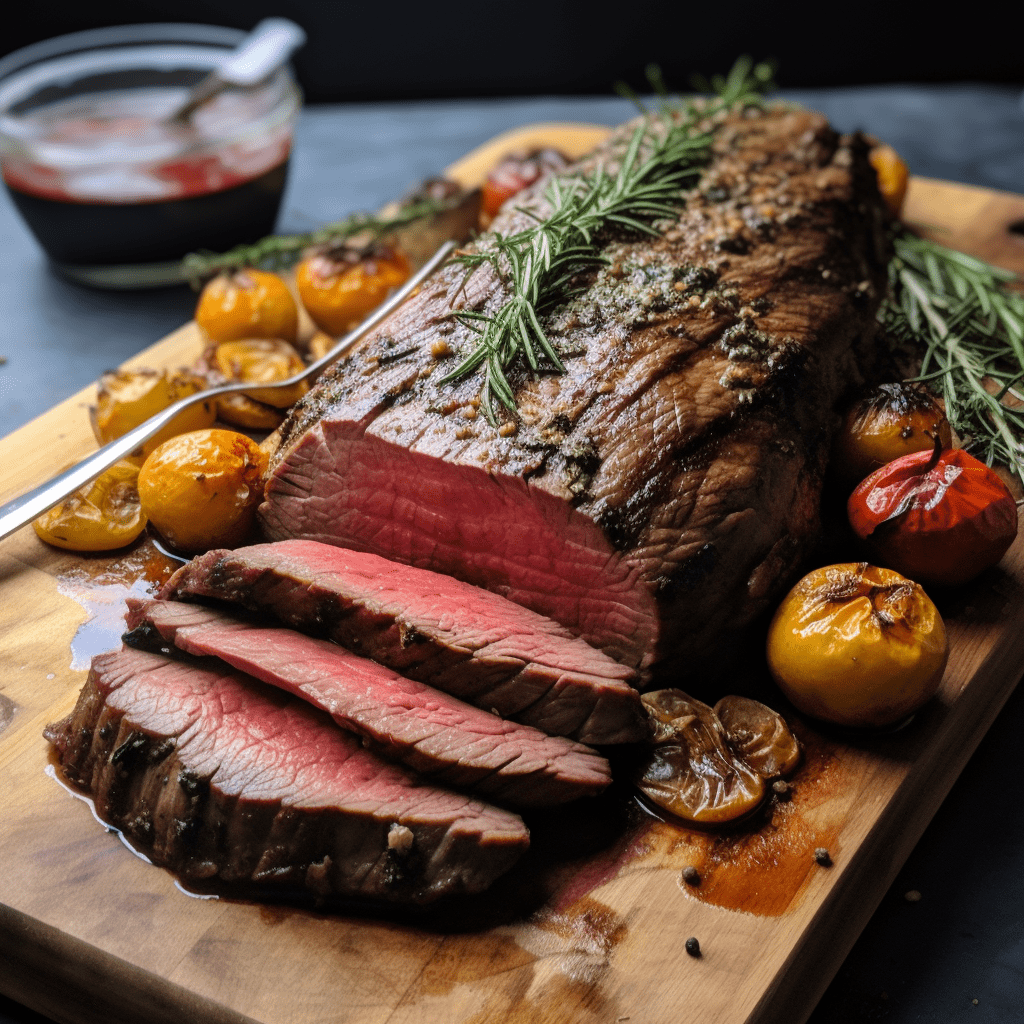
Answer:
xmin=264 ymin=104 xmax=891 ymax=677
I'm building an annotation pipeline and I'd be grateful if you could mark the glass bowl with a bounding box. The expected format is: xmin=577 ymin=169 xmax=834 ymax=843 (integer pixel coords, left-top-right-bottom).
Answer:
xmin=0 ymin=24 xmax=301 ymax=288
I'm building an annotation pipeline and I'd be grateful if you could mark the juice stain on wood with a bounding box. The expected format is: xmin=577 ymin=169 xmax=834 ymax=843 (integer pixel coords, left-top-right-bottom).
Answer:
xmin=665 ymin=726 xmax=843 ymax=916
xmin=537 ymin=723 xmax=845 ymax=919
xmin=54 ymin=539 xmax=178 ymax=669
xmin=0 ymin=693 xmax=16 ymax=736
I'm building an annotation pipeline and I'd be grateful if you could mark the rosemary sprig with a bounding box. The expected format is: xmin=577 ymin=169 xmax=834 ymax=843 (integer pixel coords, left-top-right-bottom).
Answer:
xmin=883 ymin=229 xmax=1024 ymax=476
xmin=180 ymin=196 xmax=453 ymax=285
xmin=442 ymin=58 xmax=774 ymax=422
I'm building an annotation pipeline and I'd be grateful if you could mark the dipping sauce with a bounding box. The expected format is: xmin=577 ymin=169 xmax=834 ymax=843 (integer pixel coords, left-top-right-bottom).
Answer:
xmin=0 ymin=25 xmax=301 ymax=287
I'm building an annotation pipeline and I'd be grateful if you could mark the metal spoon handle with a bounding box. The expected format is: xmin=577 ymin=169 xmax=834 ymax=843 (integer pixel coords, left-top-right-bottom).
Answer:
xmin=172 ymin=18 xmax=307 ymax=122
xmin=0 ymin=241 xmax=455 ymax=544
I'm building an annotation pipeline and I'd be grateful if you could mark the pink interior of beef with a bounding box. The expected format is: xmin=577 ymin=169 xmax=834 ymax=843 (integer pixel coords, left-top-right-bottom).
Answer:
xmin=238 ymin=539 xmax=638 ymax=686
xmin=92 ymin=646 xmax=526 ymax=837
xmin=127 ymin=599 xmax=611 ymax=800
xmin=261 ymin=419 xmax=659 ymax=668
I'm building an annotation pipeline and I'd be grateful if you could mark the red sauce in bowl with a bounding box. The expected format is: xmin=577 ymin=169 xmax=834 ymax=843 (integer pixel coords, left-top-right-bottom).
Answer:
xmin=0 ymin=34 xmax=300 ymax=286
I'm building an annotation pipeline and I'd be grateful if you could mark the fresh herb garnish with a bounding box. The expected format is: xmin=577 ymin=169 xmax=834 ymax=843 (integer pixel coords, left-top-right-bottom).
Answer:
xmin=180 ymin=196 xmax=454 ymax=285
xmin=884 ymin=230 xmax=1024 ymax=477
xmin=440 ymin=58 xmax=775 ymax=423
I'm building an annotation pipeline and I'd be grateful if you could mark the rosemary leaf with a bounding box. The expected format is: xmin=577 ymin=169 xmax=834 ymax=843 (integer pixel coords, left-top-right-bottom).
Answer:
xmin=887 ymin=227 xmax=1024 ymax=478
xmin=440 ymin=59 xmax=774 ymax=421
xmin=180 ymin=195 xmax=456 ymax=284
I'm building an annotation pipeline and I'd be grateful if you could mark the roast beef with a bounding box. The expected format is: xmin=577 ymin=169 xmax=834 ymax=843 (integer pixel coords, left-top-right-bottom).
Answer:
xmin=45 ymin=646 xmax=529 ymax=903
xmin=124 ymin=597 xmax=612 ymax=807
xmin=258 ymin=105 xmax=890 ymax=680
xmin=158 ymin=540 xmax=647 ymax=744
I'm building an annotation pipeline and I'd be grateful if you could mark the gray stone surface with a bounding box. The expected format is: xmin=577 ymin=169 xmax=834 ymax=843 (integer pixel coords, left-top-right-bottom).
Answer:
xmin=2 ymin=86 xmax=1023 ymax=1024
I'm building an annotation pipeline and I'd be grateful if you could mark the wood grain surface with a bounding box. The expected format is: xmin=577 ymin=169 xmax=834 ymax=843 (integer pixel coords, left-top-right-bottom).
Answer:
xmin=2 ymin=124 xmax=1024 ymax=1024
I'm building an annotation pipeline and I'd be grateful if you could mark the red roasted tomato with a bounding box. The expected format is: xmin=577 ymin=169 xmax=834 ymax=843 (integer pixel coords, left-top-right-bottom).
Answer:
xmin=480 ymin=148 xmax=569 ymax=223
xmin=847 ymin=445 xmax=1018 ymax=587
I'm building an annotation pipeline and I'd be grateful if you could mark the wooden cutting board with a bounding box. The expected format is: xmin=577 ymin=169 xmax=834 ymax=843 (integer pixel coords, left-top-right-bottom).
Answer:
xmin=3 ymin=124 xmax=1024 ymax=1024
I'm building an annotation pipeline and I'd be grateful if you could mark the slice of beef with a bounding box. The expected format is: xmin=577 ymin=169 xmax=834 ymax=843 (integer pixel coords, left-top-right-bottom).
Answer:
xmin=45 ymin=646 xmax=529 ymax=904
xmin=158 ymin=540 xmax=648 ymax=745
xmin=258 ymin=105 xmax=890 ymax=683
xmin=124 ymin=597 xmax=611 ymax=807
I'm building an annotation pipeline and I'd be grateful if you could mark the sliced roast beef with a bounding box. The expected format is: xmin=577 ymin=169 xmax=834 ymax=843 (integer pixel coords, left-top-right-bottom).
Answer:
xmin=45 ymin=646 xmax=529 ymax=903
xmin=258 ymin=105 xmax=890 ymax=681
xmin=158 ymin=540 xmax=647 ymax=745
xmin=124 ymin=597 xmax=611 ymax=807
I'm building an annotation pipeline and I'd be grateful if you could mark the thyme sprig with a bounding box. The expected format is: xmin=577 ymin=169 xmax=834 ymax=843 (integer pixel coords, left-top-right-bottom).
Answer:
xmin=181 ymin=196 xmax=453 ymax=285
xmin=884 ymin=229 xmax=1024 ymax=475
xmin=441 ymin=59 xmax=775 ymax=423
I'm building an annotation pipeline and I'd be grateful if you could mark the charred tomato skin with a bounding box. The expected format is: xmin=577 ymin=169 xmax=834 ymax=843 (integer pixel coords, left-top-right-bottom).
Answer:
xmin=637 ymin=690 xmax=766 ymax=825
xmin=91 ymin=369 xmax=216 ymax=458
xmin=766 ymin=563 xmax=948 ymax=729
xmin=847 ymin=447 xmax=1018 ymax=588
xmin=295 ymin=244 xmax=412 ymax=337
xmin=33 ymin=459 xmax=147 ymax=552
xmin=833 ymin=382 xmax=951 ymax=488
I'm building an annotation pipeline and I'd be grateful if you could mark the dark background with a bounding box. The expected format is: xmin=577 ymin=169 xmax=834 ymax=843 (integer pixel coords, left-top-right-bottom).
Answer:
xmin=2 ymin=0 xmax=1022 ymax=100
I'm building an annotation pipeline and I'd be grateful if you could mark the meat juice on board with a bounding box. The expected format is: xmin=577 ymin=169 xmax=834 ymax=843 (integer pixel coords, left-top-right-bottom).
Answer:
xmin=1 ymin=85 xmax=292 ymax=272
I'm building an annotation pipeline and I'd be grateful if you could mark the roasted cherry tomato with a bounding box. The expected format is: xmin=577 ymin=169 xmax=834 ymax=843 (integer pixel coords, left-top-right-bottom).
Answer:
xmin=869 ymin=143 xmax=910 ymax=219
xmin=833 ymin=382 xmax=951 ymax=487
xmin=212 ymin=338 xmax=308 ymax=408
xmin=195 ymin=269 xmax=299 ymax=343
xmin=713 ymin=695 xmax=801 ymax=778
xmin=480 ymin=147 xmax=569 ymax=222
xmin=138 ymin=429 xmax=268 ymax=554
xmin=767 ymin=563 xmax=948 ymax=728
xmin=33 ymin=460 xmax=147 ymax=551
xmin=847 ymin=444 xmax=1018 ymax=587
xmin=637 ymin=689 xmax=766 ymax=825
xmin=91 ymin=369 xmax=216 ymax=457
xmin=295 ymin=243 xmax=411 ymax=337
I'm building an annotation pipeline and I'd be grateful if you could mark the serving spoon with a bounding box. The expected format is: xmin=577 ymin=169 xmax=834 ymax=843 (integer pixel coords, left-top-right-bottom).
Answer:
xmin=0 ymin=240 xmax=456 ymax=544
xmin=168 ymin=18 xmax=307 ymax=123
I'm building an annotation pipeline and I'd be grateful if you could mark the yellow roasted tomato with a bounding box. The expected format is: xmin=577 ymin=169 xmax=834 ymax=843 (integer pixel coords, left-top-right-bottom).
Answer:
xmin=33 ymin=460 xmax=147 ymax=551
xmin=766 ymin=563 xmax=948 ymax=728
xmin=91 ymin=369 xmax=216 ymax=457
xmin=295 ymin=243 xmax=412 ymax=336
xmin=833 ymin=382 xmax=951 ymax=487
xmin=212 ymin=338 xmax=308 ymax=408
xmin=637 ymin=689 xmax=766 ymax=825
xmin=869 ymin=143 xmax=910 ymax=219
xmin=137 ymin=429 xmax=268 ymax=554
xmin=195 ymin=269 xmax=299 ymax=343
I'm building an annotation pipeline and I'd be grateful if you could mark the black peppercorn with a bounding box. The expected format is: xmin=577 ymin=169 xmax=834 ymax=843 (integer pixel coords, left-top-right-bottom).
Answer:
xmin=685 ymin=936 xmax=701 ymax=957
